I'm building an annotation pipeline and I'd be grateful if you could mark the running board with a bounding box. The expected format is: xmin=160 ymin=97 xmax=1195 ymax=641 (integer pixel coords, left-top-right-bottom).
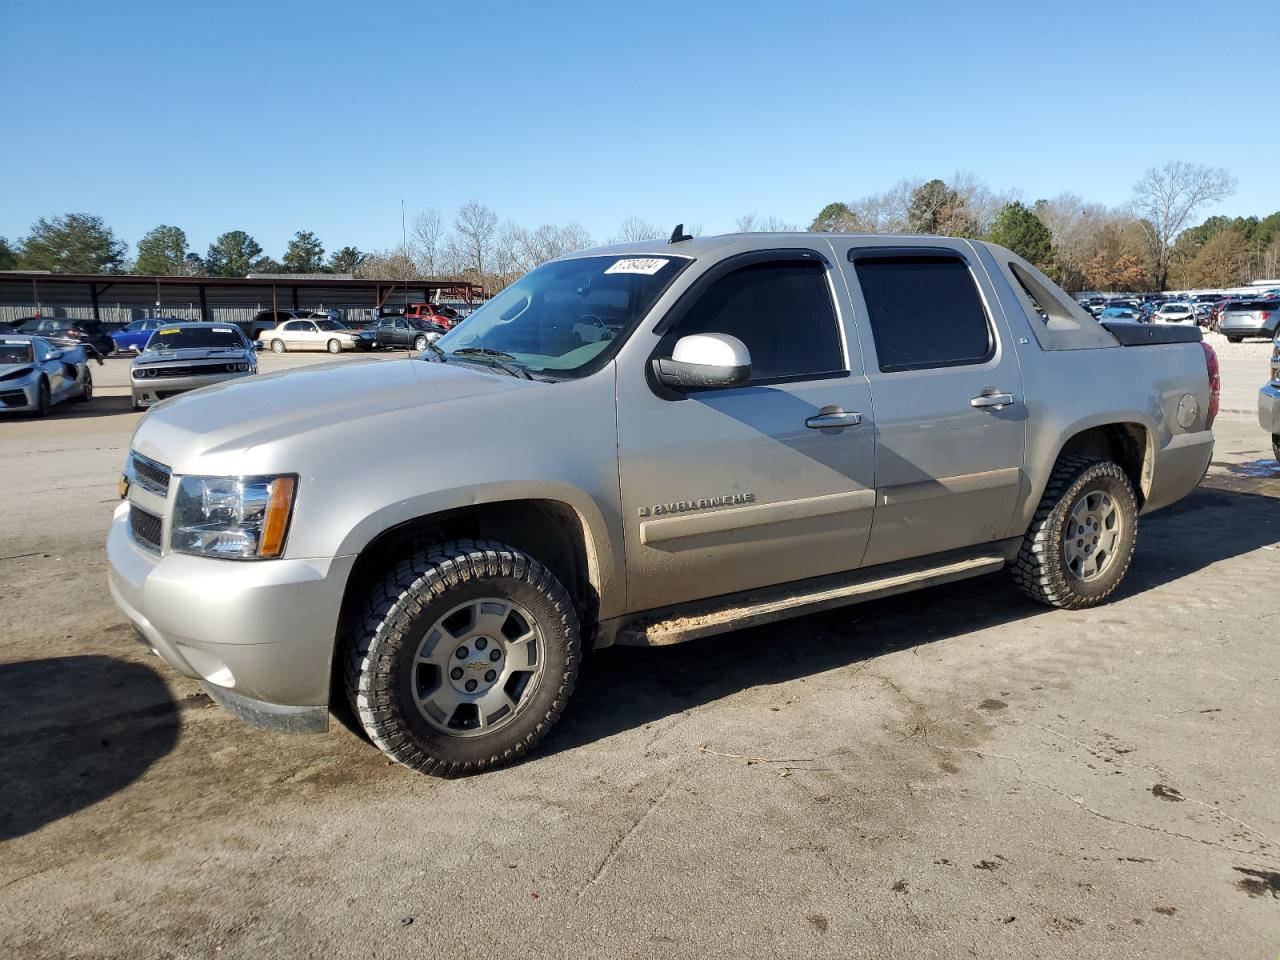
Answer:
xmin=610 ymin=550 xmax=1010 ymax=647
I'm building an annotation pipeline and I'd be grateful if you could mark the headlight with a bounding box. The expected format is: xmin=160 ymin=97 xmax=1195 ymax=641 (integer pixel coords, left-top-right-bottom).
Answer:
xmin=171 ymin=474 xmax=297 ymax=560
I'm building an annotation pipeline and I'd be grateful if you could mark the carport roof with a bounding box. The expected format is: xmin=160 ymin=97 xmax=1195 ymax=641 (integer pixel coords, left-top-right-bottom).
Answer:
xmin=0 ymin=271 xmax=483 ymax=293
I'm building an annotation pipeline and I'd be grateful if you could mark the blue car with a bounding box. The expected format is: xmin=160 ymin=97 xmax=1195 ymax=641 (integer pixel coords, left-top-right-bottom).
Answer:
xmin=111 ymin=317 xmax=191 ymax=354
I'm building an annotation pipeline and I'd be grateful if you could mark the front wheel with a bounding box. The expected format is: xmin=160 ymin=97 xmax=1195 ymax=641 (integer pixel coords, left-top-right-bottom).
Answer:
xmin=345 ymin=540 xmax=581 ymax=776
xmin=413 ymin=335 xmax=428 ymax=352
xmin=1012 ymin=456 xmax=1138 ymax=609
xmin=327 ymin=339 xmax=342 ymax=354
xmin=34 ymin=378 xmax=51 ymax=417
xmin=271 ymin=339 xmax=286 ymax=353
xmin=76 ymin=368 xmax=93 ymax=402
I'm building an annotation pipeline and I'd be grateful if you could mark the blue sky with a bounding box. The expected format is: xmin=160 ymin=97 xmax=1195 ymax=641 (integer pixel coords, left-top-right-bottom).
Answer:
xmin=2 ymin=0 xmax=1277 ymax=258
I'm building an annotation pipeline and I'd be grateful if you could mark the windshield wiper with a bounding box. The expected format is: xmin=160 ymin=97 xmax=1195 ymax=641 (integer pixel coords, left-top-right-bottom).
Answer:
xmin=447 ymin=347 xmax=533 ymax=380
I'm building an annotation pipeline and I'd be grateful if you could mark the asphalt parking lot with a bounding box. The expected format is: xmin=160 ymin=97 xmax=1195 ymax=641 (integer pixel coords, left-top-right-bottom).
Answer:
xmin=1 ymin=338 xmax=1277 ymax=959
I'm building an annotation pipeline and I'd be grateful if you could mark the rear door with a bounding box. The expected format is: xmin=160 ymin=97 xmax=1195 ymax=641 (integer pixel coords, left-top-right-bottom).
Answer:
xmin=832 ymin=241 xmax=1026 ymax=567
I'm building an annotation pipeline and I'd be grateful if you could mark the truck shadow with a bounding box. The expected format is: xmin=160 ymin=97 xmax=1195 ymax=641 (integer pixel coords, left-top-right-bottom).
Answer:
xmin=0 ymin=655 xmax=179 ymax=841
xmin=541 ymin=475 xmax=1280 ymax=759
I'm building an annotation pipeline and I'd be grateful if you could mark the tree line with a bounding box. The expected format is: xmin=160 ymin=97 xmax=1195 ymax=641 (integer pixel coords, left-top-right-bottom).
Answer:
xmin=1 ymin=162 xmax=1275 ymax=294
xmin=811 ymin=161 xmax=1279 ymax=291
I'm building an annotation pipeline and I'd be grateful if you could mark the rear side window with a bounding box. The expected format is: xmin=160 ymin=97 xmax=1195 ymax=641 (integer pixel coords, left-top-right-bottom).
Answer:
xmin=853 ymin=256 xmax=992 ymax=372
xmin=672 ymin=260 xmax=844 ymax=381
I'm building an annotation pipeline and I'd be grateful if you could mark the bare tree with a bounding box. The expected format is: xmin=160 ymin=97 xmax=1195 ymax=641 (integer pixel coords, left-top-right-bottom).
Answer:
xmin=610 ymin=217 xmax=661 ymax=243
xmin=735 ymin=213 xmax=798 ymax=232
xmin=453 ymin=201 xmax=499 ymax=278
xmin=410 ymin=208 xmax=444 ymax=276
xmin=490 ymin=221 xmax=527 ymax=284
xmin=1132 ymin=161 xmax=1237 ymax=289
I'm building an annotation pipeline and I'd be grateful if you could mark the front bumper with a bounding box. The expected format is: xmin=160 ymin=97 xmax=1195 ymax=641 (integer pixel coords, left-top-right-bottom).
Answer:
xmin=0 ymin=377 xmax=38 ymax=413
xmin=131 ymin=369 xmax=254 ymax=407
xmin=1260 ymin=382 xmax=1280 ymax=436
xmin=107 ymin=502 xmax=355 ymax=729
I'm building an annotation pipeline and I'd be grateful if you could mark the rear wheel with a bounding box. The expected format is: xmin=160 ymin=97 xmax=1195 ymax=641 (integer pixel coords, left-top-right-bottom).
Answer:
xmin=271 ymin=339 xmax=286 ymax=353
xmin=345 ymin=540 xmax=580 ymax=776
xmin=327 ymin=339 xmax=342 ymax=354
xmin=1227 ymin=336 xmax=1242 ymax=343
xmin=76 ymin=368 xmax=92 ymax=402
xmin=1012 ymin=456 xmax=1138 ymax=609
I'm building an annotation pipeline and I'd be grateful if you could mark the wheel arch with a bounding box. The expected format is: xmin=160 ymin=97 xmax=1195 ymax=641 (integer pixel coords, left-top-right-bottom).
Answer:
xmin=1050 ymin=420 xmax=1152 ymax=507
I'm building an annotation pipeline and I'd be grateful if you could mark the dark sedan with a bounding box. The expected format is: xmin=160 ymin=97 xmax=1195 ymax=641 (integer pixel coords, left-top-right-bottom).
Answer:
xmin=370 ymin=316 xmax=447 ymax=351
xmin=13 ymin=317 xmax=114 ymax=358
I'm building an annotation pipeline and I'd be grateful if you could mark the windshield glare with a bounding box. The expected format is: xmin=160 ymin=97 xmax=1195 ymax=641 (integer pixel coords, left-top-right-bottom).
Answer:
xmin=315 ymin=319 xmax=346 ymax=330
xmin=434 ymin=255 xmax=687 ymax=376
xmin=145 ymin=326 xmax=245 ymax=351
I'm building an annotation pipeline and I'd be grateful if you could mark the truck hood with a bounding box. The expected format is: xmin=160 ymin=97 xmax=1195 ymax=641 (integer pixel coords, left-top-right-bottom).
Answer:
xmin=132 ymin=357 xmax=532 ymax=468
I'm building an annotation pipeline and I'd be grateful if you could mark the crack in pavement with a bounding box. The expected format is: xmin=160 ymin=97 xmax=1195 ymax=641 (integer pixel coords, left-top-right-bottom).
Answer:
xmin=576 ymin=772 xmax=683 ymax=899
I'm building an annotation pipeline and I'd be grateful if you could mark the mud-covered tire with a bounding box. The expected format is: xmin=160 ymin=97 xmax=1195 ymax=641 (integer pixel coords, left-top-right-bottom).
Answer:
xmin=1272 ymin=435 xmax=1279 ymax=464
xmin=345 ymin=539 xmax=580 ymax=776
xmin=1011 ymin=456 xmax=1138 ymax=610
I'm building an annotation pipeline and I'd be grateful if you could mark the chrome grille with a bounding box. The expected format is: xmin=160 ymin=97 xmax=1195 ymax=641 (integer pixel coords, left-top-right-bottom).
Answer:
xmin=129 ymin=506 xmax=163 ymax=553
xmin=130 ymin=452 xmax=171 ymax=495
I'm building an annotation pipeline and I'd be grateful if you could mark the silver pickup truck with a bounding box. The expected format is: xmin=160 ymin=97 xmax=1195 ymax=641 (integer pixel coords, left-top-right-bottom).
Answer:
xmin=107 ymin=233 xmax=1218 ymax=776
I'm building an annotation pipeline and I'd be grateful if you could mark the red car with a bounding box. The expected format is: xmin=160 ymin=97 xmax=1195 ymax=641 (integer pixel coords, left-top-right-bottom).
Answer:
xmin=401 ymin=303 xmax=464 ymax=330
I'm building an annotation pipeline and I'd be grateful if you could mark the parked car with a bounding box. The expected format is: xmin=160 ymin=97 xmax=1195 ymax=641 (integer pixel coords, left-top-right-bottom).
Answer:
xmin=256 ymin=317 xmax=375 ymax=354
xmin=402 ymin=303 xmax=464 ymax=330
xmin=0 ymin=333 xmax=95 ymax=415
xmin=108 ymin=233 xmax=1218 ymax=777
xmin=250 ymin=310 xmax=310 ymax=341
xmin=131 ymin=323 xmax=256 ymax=411
xmin=1152 ymin=302 xmax=1196 ymax=325
xmin=13 ymin=317 xmax=114 ymax=357
xmin=1260 ymin=330 xmax=1280 ymax=462
xmin=369 ymin=316 xmax=447 ymax=351
xmin=111 ymin=317 xmax=190 ymax=355
xmin=1218 ymin=299 xmax=1279 ymax=342
xmin=1098 ymin=305 xmax=1139 ymax=322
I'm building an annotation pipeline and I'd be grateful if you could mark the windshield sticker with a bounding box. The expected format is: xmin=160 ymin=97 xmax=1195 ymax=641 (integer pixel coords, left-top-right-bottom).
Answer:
xmin=156 ymin=328 xmax=180 ymax=336
xmin=604 ymin=258 xmax=669 ymax=276
xmin=212 ymin=327 xmax=234 ymax=333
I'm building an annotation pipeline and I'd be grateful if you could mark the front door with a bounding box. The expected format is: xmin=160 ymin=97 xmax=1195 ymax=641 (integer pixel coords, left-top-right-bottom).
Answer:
xmin=833 ymin=241 xmax=1027 ymax=567
xmin=616 ymin=251 xmax=877 ymax=611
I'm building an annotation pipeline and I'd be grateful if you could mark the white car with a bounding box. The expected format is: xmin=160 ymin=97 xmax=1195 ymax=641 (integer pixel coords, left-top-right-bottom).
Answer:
xmin=256 ymin=318 xmax=374 ymax=354
xmin=1153 ymin=302 xmax=1196 ymax=324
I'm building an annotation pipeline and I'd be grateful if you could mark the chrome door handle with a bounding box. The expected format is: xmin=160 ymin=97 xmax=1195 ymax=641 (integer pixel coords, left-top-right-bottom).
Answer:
xmin=970 ymin=392 xmax=1015 ymax=409
xmin=805 ymin=410 xmax=862 ymax=429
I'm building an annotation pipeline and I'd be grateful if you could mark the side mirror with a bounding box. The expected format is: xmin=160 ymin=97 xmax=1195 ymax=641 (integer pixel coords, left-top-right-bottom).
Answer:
xmin=653 ymin=333 xmax=751 ymax=390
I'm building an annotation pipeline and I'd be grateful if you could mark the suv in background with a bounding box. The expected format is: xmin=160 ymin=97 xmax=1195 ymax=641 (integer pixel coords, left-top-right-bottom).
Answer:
xmin=1218 ymin=299 xmax=1280 ymax=342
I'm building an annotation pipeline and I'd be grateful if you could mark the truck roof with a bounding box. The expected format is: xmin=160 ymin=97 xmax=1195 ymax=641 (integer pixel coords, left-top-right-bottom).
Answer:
xmin=560 ymin=232 xmax=991 ymax=262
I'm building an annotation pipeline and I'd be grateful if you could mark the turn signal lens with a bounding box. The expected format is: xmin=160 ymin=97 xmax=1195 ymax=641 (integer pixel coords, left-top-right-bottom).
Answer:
xmin=258 ymin=475 xmax=296 ymax=559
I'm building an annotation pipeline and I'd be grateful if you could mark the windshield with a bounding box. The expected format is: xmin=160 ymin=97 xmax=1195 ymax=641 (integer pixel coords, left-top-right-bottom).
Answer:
xmin=1101 ymin=307 xmax=1133 ymax=316
xmin=145 ymin=326 xmax=245 ymax=351
xmin=315 ymin=319 xmax=347 ymax=330
xmin=0 ymin=341 xmax=33 ymax=364
xmin=435 ymin=255 xmax=688 ymax=377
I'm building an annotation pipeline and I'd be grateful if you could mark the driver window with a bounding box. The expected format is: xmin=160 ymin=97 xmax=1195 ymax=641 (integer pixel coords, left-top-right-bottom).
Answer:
xmin=671 ymin=260 xmax=845 ymax=382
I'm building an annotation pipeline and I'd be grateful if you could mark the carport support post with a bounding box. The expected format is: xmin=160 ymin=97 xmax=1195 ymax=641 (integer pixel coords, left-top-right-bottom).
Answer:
xmin=291 ymin=286 xmax=299 ymax=311
xmin=88 ymin=282 xmax=100 ymax=321
xmin=198 ymin=284 xmax=209 ymax=322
